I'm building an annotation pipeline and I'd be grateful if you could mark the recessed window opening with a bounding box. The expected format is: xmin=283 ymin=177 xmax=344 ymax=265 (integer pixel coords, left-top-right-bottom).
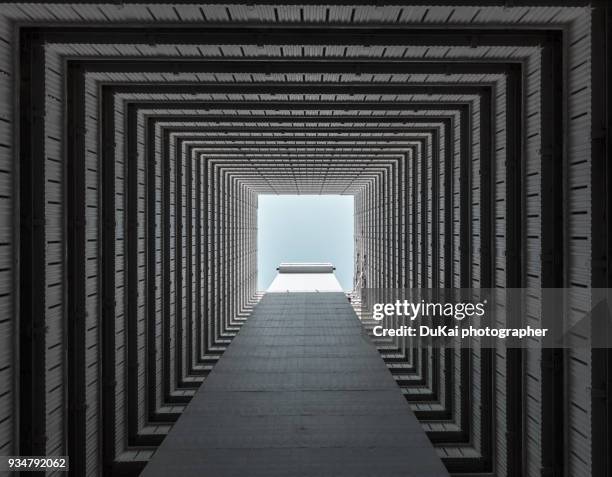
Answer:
xmin=257 ymin=195 xmax=354 ymax=291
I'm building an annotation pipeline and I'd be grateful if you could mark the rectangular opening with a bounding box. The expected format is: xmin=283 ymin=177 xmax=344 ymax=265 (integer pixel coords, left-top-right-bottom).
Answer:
xmin=257 ymin=195 xmax=354 ymax=291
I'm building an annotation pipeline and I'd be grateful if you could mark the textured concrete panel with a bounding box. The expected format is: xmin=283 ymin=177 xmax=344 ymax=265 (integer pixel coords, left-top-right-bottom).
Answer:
xmin=142 ymin=292 xmax=448 ymax=476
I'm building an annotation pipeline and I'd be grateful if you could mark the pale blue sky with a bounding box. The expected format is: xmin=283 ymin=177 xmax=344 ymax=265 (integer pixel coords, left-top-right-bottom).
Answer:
xmin=257 ymin=195 xmax=354 ymax=291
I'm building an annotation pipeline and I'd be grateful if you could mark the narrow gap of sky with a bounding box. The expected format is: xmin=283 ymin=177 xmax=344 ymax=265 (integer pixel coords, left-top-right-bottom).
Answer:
xmin=257 ymin=195 xmax=354 ymax=291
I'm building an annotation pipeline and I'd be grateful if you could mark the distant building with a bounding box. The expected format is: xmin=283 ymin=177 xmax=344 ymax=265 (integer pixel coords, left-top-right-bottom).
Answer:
xmin=267 ymin=262 xmax=343 ymax=292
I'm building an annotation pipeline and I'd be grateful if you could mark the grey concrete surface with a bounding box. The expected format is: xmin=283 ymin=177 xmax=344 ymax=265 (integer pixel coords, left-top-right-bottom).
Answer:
xmin=141 ymin=292 xmax=449 ymax=477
